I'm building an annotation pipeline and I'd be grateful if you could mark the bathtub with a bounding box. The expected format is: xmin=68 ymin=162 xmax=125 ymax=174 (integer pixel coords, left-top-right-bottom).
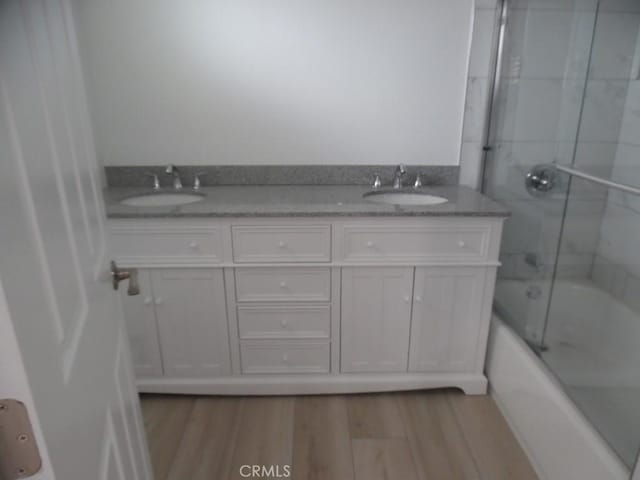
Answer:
xmin=488 ymin=279 xmax=636 ymax=479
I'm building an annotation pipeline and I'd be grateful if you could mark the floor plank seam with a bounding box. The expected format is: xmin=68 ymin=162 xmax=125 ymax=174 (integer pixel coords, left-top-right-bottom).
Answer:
xmin=445 ymin=393 xmax=484 ymax=480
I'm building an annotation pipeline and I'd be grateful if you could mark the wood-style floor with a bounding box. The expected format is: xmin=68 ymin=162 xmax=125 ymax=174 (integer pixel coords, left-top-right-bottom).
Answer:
xmin=141 ymin=390 xmax=538 ymax=480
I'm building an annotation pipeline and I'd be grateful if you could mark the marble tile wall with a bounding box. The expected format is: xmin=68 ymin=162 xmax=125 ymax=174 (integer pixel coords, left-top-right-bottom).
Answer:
xmin=458 ymin=0 xmax=500 ymax=188
xmin=592 ymin=75 xmax=640 ymax=311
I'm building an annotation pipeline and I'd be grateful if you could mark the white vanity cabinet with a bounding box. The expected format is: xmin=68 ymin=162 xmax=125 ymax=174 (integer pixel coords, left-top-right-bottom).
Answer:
xmin=119 ymin=268 xmax=231 ymax=378
xmin=109 ymin=215 xmax=504 ymax=395
xmin=150 ymin=269 xmax=230 ymax=377
xmin=119 ymin=269 xmax=163 ymax=377
xmin=409 ymin=267 xmax=492 ymax=373
xmin=340 ymin=267 xmax=414 ymax=373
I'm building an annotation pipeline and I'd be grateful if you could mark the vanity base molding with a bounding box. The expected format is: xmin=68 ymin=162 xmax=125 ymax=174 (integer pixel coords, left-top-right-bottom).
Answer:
xmin=136 ymin=373 xmax=488 ymax=396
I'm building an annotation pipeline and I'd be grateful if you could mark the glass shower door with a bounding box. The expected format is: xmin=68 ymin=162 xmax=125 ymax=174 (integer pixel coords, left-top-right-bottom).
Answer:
xmin=539 ymin=3 xmax=640 ymax=465
xmin=483 ymin=0 xmax=640 ymax=469
xmin=482 ymin=0 xmax=598 ymax=348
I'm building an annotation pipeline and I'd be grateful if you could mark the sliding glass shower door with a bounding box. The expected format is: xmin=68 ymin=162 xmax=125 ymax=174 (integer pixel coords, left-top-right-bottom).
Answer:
xmin=483 ymin=0 xmax=598 ymax=348
xmin=483 ymin=0 xmax=640 ymax=469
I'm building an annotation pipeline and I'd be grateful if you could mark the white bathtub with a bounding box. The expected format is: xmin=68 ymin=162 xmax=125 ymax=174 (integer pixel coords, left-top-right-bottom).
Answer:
xmin=488 ymin=279 xmax=637 ymax=479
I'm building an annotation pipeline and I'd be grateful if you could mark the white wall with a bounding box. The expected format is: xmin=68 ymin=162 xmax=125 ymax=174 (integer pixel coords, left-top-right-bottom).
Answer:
xmin=73 ymin=0 xmax=474 ymax=167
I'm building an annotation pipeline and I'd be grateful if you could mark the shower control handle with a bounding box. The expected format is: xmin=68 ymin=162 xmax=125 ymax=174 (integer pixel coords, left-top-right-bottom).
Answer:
xmin=525 ymin=164 xmax=557 ymax=197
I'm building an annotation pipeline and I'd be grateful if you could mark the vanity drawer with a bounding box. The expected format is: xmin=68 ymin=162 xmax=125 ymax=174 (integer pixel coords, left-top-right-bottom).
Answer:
xmin=232 ymin=225 xmax=331 ymax=263
xmin=237 ymin=304 xmax=331 ymax=340
xmin=235 ymin=268 xmax=331 ymax=302
xmin=240 ymin=342 xmax=330 ymax=374
xmin=341 ymin=224 xmax=490 ymax=263
xmin=110 ymin=222 xmax=225 ymax=265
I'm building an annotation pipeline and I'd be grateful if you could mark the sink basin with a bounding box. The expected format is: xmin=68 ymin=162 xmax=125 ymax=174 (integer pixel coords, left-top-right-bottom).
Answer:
xmin=120 ymin=192 xmax=205 ymax=207
xmin=363 ymin=190 xmax=448 ymax=206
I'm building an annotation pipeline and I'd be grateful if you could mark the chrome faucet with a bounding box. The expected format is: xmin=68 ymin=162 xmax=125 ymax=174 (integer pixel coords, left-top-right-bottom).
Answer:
xmin=392 ymin=164 xmax=407 ymax=189
xmin=164 ymin=164 xmax=183 ymax=190
xmin=144 ymin=172 xmax=160 ymax=190
xmin=192 ymin=172 xmax=207 ymax=191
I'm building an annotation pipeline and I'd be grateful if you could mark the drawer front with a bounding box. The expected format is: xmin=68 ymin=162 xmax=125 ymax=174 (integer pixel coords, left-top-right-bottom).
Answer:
xmin=341 ymin=225 xmax=490 ymax=263
xmin=232 ymin=225 xmax=331 ymax=263
xmin=235 ymin=268 xmax=331 ymax=302
xmin=237 ymin=304 xmax=330 ymax=340
xmin=240 ymin=342 xmax=330 ymax=374
xmin=110 ymin=224 xmax=224 ymax=265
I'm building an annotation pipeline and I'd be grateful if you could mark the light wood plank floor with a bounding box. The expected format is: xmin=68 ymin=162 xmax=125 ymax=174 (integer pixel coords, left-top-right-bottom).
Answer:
xmin=141 ymin=390 xmax=538 ymax=480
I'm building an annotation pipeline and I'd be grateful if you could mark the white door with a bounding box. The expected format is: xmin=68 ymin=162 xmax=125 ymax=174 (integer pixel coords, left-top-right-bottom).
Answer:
xmin=409 ymin=267 xmax=486 ymax=373
xmin=341 ymin=267 xmax=414 ymax=373
xmin=0 ymin=1 xmax=152 ymax=479
xmin=151 ymin=268 xmax=231 ymax=377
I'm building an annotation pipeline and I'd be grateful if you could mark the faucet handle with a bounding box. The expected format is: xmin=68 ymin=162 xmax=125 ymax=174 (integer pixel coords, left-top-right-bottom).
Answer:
xmin=193 ymin=171 xmax=207 ymax=191
xmin=413 ymin=174 xmax=422 ymax=189
xmin=144 ymin=172 xmax=160 ymax=190
xmin=372 ymin=174 xmax=382 ymax=189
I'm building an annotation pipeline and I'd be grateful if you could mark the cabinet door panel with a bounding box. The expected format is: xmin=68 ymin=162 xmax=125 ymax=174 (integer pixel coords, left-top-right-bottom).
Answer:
xmin=120 ymin=269 xmax=163 ymax=377
xmin=341 ymin=267 xmax=413 ymax=373
xmin=409 ymin=267 xmax=485 ymax=372
xmin=152 ymin=269 xmax=231 ymax=377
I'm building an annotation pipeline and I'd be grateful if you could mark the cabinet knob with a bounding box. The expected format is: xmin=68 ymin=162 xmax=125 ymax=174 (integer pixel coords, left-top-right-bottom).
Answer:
xmin=415 ymin=295 xmax=423 ymax=303
xmin=143 ymin=296 xmax=152 ymax=305
xmin=458 ymin=240 xmax=466 ymax=248
xmin=403 ymin=295 xmax=410 ymax=303
xmin=278 ymin=241 xmax=286 ymax=249
xmin=280 ymin=319 xmax=288 ymax=328
xmin=189 ymin=241 xmax=199 ymax=250
xmin=279 ymin=281 xmax=287 ymax=288
xmin=282 ymin=354 xmax=289 ymax=363
xmin=366 ymin=241 xmax=375 ymax=248
xmin=154 ymin=297 xmax=163 ymax=305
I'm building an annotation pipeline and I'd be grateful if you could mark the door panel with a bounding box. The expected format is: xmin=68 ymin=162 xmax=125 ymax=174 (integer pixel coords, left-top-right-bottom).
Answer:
xmin=120 ymin=269 xmax=163 ymax=377
xmin=0 ymin=0 xmax=151 ymax=478
xmin=409 ymin=267 xmax=485 ymax=372
xmin=341 ymin=267 xmax=413 ymax=372
xmin=152 ymin=268 xmax=231 ymax=377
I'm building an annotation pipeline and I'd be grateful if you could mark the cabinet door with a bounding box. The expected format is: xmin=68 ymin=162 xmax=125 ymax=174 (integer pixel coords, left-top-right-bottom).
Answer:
xmin=152 ymin=269 xmax=231 ymax=377
xmin=120 ymin=269 xmax=163 ymax=377
xmin=409 ymin=267 xmax=486 ymax=373
xmin=341 ymin=267 xmax=413 ymax=372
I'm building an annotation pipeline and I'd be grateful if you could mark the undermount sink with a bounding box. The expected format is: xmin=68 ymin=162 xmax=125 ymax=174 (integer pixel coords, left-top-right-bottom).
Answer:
xmin=120 ymin=191 xmax=206 ymax=207
xmin=363 ymin=190 xmax=448 ymax=206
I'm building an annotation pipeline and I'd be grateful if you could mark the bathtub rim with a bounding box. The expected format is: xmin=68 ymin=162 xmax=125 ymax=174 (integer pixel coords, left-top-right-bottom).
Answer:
xmin=487 ymin=314 xmax=631 ymax=480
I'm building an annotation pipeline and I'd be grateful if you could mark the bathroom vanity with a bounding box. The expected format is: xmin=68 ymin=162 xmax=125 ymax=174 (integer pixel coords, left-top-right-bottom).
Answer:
xmin=106 ymin=184 xmax=507 ymax=395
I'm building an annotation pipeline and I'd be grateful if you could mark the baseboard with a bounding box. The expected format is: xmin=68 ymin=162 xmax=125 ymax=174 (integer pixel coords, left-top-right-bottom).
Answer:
xmin=137 ymin=372 xmax=488 ymax=395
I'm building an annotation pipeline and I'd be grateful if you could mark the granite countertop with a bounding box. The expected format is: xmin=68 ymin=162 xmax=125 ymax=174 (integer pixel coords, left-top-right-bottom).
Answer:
xmin=104 ymin=185 xmax=509 ymax=218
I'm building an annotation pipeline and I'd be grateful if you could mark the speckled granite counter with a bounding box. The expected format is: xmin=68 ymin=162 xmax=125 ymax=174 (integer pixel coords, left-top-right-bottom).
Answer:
xmin=104 ymin=185 xmax=509 ymax=218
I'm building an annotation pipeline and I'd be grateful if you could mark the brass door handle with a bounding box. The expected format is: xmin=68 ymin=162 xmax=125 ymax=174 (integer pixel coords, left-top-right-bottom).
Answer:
xmin=110 ymin=261 xmax=140 ymax=296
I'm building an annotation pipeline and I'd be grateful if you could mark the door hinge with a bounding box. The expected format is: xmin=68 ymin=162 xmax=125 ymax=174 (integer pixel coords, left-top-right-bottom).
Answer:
xmin=0 ymin=399 xmax=42 ymax=479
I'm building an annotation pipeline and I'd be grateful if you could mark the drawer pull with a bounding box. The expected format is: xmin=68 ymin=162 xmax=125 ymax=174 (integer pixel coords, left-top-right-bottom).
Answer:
xmin=282 ymin=353 xmax=289 ymax=363
xmin=415 ymin=295 xmax=423 ymax=303
xmin=143 ymin=296 xmax=153 ymax=305
xmin=279 ymin=281 xmax=287 ymax=289
xmin=154 ymin=297 xmax=163 ymax=305
xmin=403 ymin=295 xmax=410 ymax=303
xmin=278 ymin=241 xmax=287 ymax=249
xmin=458 ymin=240 xmax=466 ymax=248
xmin=366 ymin=241 xmax=375 ymax=248
xmin=188 ymin=241 xmax=199 ymax=250
xmin=280 ymin=319 xmax=288 ymax=328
